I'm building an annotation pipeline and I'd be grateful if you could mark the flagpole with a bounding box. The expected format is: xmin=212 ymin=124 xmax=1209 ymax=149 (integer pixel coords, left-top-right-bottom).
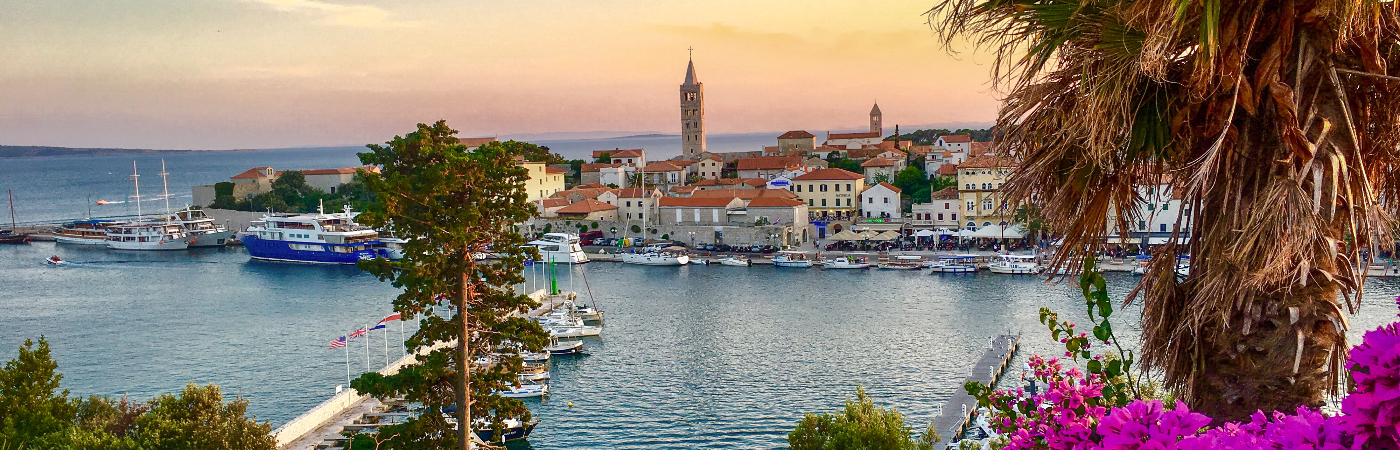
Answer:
xmin=400 ymin=320 xmax=407 ymax=358
xmin=343 ymin=340 xmax=351 ymax=388
xmin=382 ymin=325 xmax=390 ymax=367
xmin=364 ymin=326 xmax=372 ymax=372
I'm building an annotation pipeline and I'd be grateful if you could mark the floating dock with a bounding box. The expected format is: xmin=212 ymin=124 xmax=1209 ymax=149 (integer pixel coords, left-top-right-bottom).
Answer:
xmin=931 ymin=334 xmax=1020 ymax=446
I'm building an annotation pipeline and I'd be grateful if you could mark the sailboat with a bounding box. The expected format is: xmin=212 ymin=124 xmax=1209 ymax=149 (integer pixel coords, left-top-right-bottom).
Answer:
xmin=104 ymin=161 xmax=190 ymax=251
xmin=1 ymin=189 xmax=28 ymax=244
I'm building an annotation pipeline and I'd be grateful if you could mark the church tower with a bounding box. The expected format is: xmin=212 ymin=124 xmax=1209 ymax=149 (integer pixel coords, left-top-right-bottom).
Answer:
xmin=869 ymin=102 xmax=883 ymax=136
xmin=680 ymin=53 xmax=706 ymax=160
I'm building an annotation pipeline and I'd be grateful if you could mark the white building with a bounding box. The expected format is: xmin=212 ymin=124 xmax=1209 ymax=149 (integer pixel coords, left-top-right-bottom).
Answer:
xmin=935 ymin=134 xmax=973 ymax=154
xmin=859 ymin=182 xmax=901 ymax=220
xmin=592 ymin=148 xmax=646 ymax=168
xmin=599 ymin=165 xmax=633 ymax=188
xmin=1109 ymin=182 xmax=1191 ymax=238
xmin=911 ymin=187 xmax=962 ymax=229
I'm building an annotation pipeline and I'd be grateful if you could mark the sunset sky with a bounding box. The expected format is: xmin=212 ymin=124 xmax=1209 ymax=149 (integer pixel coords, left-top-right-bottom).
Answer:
xmin=0 ymin=0 xmax=1001 ymax=149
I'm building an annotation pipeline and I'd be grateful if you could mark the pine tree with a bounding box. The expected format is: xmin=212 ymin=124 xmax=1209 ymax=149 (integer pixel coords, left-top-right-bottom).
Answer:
xmin=351 ymin=121 xmax=548 ymax=449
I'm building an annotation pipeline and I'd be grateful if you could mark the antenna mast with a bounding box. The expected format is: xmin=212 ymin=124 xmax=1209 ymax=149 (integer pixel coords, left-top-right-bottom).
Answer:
xmin=129 ymin=161 xmax=142 ymax=217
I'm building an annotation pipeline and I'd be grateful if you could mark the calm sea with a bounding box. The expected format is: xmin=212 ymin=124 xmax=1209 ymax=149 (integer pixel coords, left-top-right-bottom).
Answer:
xmin=4 ymin=146 xmax=1400 ymax=449
xmin=0 ymin=132 xmax=775 ymax=226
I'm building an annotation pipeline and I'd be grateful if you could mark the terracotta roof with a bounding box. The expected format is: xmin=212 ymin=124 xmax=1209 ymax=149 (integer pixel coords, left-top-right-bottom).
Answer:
xmin=231 ymin=167 xmax=275 ymax=179
xmin=736 ymin=156 xmax=802 ymax=171
xmin=670 ymin=186 xmax=698 ymax=194
xmin=860 ymin=157 xmax=897 ymax=168
xmin=581 ymin=163 xmax=625 ymax=172
xmin=592 ymin=149 xmax=644 ymax=158
xmin=615 ymin=188 xmax=657 ymax=198
xmin=544 ymin=167 xmax=567 ymax=175
xmin=778 ymin=130 xmax=815 ymax=139
xmin=535 ymin=198 xmax=570 ymax=208
xmin=969 ymin=141 xmax=993 ymax=157
xmin=763 ymin=146 xmax=780 ymax=154
xmin=959 ymin=154 xmax=1017 ymax=169
xmin=657 ymin=197 xmax=740 ymax=207
xmin=578 ymin=182 xmax=605 ymax=189
xmin=846 ymin=148 xmax=888 ymax=159
xmin=555 ymin=199 xmax=618 ymax=214
xmin=742 ymin=178 xmax=768 ymax=187
xmin=792 ymin=168 xmax=863 ymax=181
xmin=556 ymin=188 xmax=608 ymax=199
xmin=671 ymin=159 xmax=698 ymax=167
xmin=747 ymin=197 xmax=806 ymax=207
xmin=940 ymin=134 xmax=973 ymax=144
xmin=872 ymin=182 xmax=902 ymax=194
xmin=935 ymin=163 xmax=959 ymax=176
xmin=827 ymin=131 xmax=881 ymax=140
xmin=698 ymin=154 xmax=723 ymax=162
xmin=691 ymin=179 xmax=722 ymax=187
xmin=931 ymin=186 xmax=959 ymax=200
xmin=459 ymin=137 xmax=498 ymax=148
xmin=690 ymin=189 xmax=798 ymax=200
xmin=642 ymin=161 xmax=683 ymax=172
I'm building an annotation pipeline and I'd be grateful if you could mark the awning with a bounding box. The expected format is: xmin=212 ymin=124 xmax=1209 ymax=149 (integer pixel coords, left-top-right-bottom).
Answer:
xmin=914 ymin=230 xmax=936 ymax=237
xmin=873 ymin=231 xmax=902 ymax=241
xmin=827 ymin=230 xmax=859 ymax=241
xmin=969 ymin=225 xmax=1028 ymax=239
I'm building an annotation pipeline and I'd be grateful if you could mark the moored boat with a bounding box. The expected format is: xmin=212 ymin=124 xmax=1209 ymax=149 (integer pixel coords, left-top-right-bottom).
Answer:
xmin=56 ymin=219 xmax=119 ymax=245
xmin=104 ymin=222 xmax=190 ymax=251
xmin=544 ymin=338 xmax=584 ymax=355
xmin=495 ymin=383 xmax=548 ymax=398
xmin=821 ymin=253 xmax=873 ymax=269
xmin=473 ymin=417 xmax=539 ymax=443
xmin=927 ymin=255 xmax=979 ymax=273
xmin=718 ymin=256 xmax=751 ymax=266
xmin=772 ymin=250 xmax=814 ymax=268
xmin=163 ymin=207 xmax=234 ymax=247
xmin=525 ymin=233 xmax=589 ymax=264
xmin=877 ymin=255 xmax=924 ymax=270
xmin=240 ymin=206 xmax=380 ymax=264
xmin=988 ymin=254 xmax=1042 ymax=274
xmin=0 ymin=230 xmax=28 ymax=245
xmin=621 ymin=251 xmax=689 ymax=266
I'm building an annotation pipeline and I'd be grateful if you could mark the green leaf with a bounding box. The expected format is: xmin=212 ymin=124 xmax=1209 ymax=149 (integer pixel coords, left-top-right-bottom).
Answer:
xmin=1107 ymin=360 xmax=1122 ymax=377
xmin=1100 ymin=319 xmax=1113 ymax=338
xmin=1093 ymin=324 xmax=1110 ymax=342
xmin=1087 ymin=359 xmax=1103 ymax=373
xmin=1097 ymin=297 xmax=1113 ymax=318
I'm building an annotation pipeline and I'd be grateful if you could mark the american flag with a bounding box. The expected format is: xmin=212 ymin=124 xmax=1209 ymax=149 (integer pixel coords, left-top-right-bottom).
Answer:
xmin=348 ymin=327 xmax=368 ymax=340
xmin=327 ymin=336 xmax=347 ymax=349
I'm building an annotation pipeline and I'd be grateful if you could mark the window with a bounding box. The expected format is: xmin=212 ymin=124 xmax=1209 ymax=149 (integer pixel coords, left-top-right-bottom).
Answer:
xmin=638 ymin=213 xmax=643 ymax=220
xmin=626 ymin=201 xmax=632 ymax=207
xmin=821 ymin=199 xmax=827 ymax=206
xmin=1162 ymin=203 xmax=1169 ymax=211
xmin=797 ymin=185 xmax=802 ymax=192
xmin=1160 ymin=223 xmax=1167 ymax=232
xmin=847 ymin=198 xmax=852 ymax=206
xmin=1139 ymin=220 xmax=1147 ymax=231
xmin=983 ymin=199 xmax=994 ymax=210
xmin=937 ymin=213 xmax=943 ymax=220
xmin=952 ymin=214 xmax=957 ymax=221
xmin=820 ymin=184 xmax=828 ymax=192
xmin=809 ymin=199 xmax=814 ymax=206
xmin=1147 ymin=204 xmax=1154 ymax=210
xmin=967 ymin=200 xmax=975 ymax=211
xmin=868 ymin=197 xmax=873 ymax=204
xmin=846 ymin=184 xmax=852 ymax=191
xmin=883 ymin=198 xmax=889 ymax=204
xmin=983 ymin=221 xmax=992 ymax=227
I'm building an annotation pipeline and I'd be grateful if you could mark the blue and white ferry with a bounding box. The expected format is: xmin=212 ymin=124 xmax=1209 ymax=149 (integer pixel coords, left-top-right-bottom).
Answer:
xmin=239 ymin=206 xmax=381 ymax=264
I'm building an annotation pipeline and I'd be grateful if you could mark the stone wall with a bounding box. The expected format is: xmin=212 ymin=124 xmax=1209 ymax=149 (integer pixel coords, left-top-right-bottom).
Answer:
xmin=522 ymin=218 xmax=802 ymax=246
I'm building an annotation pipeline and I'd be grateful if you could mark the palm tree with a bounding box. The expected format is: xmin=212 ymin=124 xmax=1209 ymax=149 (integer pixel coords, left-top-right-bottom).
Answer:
xmin=927 ymin=0 xmax=1400 ymax=421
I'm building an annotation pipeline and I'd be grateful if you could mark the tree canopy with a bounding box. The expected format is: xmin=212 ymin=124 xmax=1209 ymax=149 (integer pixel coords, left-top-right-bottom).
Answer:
xmin=789 ymin=387 xmax=939 ymax=450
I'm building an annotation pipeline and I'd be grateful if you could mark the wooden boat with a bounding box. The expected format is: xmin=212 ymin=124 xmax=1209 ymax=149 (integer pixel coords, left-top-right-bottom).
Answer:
xmin=0 ymin=230 xmax=28 ymax=245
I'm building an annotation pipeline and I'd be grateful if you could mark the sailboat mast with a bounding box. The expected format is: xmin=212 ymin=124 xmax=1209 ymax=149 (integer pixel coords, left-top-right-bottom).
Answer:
xmin=130 ymin=161 xmax=142 ymax=217
xmin=8 ymin=189 xmax=15 ymax=231
xmin=159 ymin=159 xmax=171 ymax=215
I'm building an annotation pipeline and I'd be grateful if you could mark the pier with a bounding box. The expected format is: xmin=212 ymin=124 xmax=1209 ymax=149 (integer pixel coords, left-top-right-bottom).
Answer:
xmin=274 ymin=289 xmax=564 ymax=450
xmin=931 ymin=334 xmax=1020 ymax=447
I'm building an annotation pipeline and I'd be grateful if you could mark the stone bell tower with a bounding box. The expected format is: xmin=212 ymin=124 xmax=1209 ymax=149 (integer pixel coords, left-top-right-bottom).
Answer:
xmin=680 ymin=50 xmax=706 ymax=160
xmin=869 ymin=102 xmax=883 ymax=136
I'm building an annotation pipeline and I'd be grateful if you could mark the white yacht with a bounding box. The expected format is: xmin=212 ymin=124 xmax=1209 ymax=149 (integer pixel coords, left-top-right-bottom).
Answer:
xmin=240 ymin=206 xmax=380 ymax=264
xmin=988 ymin=254 xmax=1042 ymax=274
xmin=928 ymin=255 xmax=980 ymax=273
xmin=821 ymin=253 xmax=873 ymax=269
xmin=718 ymin=256 xmax=751 ymax=267
xmin=525 ymin=233 xmax=589 ymax=264
xmin=621 ymin=251 xmax=689 ymax=266
xmin=105 ymin=222 xmax=190 ymax=251
xmin=375 ymin=231 xmax=408 ymax=261
xmin=772 ymin=250 xmax=814 ymax=268
xmin=163 ymin=207 xmax=234 ymax=247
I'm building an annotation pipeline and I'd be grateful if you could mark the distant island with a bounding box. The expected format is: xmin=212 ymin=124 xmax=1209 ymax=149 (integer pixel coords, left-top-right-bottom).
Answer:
xmin=600 ymin=133 xmax=677 ymax=139
xmin=0 ymin=145 xmax=249 ymax=158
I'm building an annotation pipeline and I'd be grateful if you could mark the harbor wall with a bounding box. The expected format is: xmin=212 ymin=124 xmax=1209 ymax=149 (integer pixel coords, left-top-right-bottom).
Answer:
xmin=523 ymin=218 xmax=804 ymax=246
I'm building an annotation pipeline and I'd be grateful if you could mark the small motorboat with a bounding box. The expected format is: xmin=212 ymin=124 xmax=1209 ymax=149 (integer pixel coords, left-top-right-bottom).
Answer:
xmin=718 ymin=256 xmax=751 ymax=267
xmin=473 ymin=417 xmax=540 ymax=443
xmin=691 ymin=258 xmax=710 ymax=265
xmin=496 ymin=383 xmax=548 ymax=398
xmin=518 ymin=370 xmax=550 ymax=382
xmin=95 ymin=199 xmax=114 ymax=205
xmin=45 ymin=255 xmax=66 ymax=266
xmin=544 ymin=338 xmax=584 ymax=355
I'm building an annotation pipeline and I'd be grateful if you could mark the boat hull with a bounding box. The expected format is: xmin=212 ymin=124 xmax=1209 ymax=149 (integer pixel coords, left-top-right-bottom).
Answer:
xmin=242 ymin=235 xmax=377 ymax=264
xmin=188 ymin=229 xmax=236 ymax=247
xmin=621 ymin=253 xmax=689 ymax=265
xmin=0 ymin=234 xmax=29 ymax=244
xmin=475 ymin=421 xmax=538 ymax=443
xmin=877 ymin=263 xmax=922 ymax=270
xmin=55 ymin=235 xmax=108 ymax=245
xmin=773 ymin=260 xmax=813 ymax=268
xmin=929 ymin=265 xmax=978 ymax=273
xmin=107 ymin=237 xmax=190 ymax=251
xmin=718 ymin=258 xmax=750 ymax=267
xmin=989 ymin=265 xmax=1041 ymax=275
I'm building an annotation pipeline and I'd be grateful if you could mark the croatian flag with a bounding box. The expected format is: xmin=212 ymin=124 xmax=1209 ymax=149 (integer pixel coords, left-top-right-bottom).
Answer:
xmin=372 ymin=313 xmax=401 ymax=330
xmin=348 ymin=327 xmax=367 ymax=340
xmin=327 ymin=336 xmax=347 ymax=349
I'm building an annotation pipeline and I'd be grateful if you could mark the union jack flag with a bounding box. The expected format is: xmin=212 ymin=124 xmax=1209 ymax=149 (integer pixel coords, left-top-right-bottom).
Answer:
xmin=327 ymin=336 xmax=347 ymax=349
xmin=348 ymin=327 xmax=368 ymax=340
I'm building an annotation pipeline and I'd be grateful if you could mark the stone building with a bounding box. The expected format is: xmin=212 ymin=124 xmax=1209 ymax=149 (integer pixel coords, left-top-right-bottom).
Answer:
xmin=791 ymin=168 xmax=865 ymax=217
xmin=680 ymin=56 xmax=706 ymax=160
xmin=957 ymin=154 xmax=1018 ymax=230
xmin=777 ymin=131 xmax=816 ymax=154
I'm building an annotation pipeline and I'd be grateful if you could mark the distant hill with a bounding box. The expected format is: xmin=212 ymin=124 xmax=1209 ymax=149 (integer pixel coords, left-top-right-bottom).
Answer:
xmin=0 ymin=146 xmax=240 ymax=158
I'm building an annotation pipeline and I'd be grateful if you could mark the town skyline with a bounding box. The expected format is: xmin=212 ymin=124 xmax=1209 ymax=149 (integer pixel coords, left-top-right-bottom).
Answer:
xmin=1 ymin=0 xmax=1000 ymax=150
